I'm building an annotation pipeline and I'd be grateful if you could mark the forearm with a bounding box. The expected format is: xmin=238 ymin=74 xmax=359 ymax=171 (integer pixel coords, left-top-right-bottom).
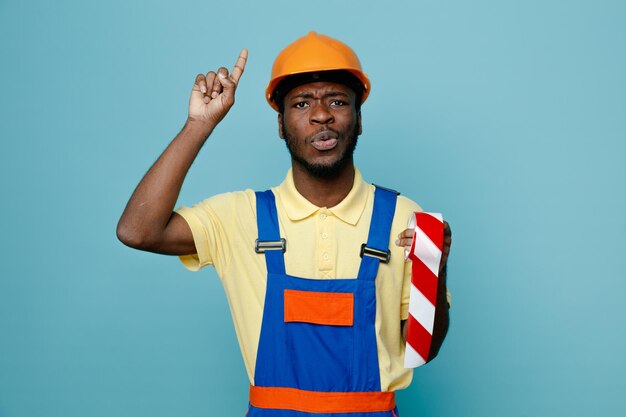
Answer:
xmin=428 ymin=266 xmax=449 ymax=360
xmin=116 ymin=119 xmax=214 ymax=248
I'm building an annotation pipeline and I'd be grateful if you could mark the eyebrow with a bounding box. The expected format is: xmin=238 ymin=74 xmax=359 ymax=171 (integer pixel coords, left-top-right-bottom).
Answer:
xmin=289 ymin=91 xmax=350 ymax=100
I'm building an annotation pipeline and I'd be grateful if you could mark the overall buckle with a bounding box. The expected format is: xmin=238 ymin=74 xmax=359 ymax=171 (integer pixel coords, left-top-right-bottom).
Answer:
xmin=255 ymin=239 xmax=287 ymax=253
xmin=360 ymin=243 xmax=391 ymax=263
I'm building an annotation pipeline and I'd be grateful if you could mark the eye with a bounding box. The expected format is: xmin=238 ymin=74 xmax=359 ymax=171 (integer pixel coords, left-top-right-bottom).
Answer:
xmin=293 ymin=101 xmax=309 ymax=109
xmin=330 ymin=100 xmax=347 ymax=107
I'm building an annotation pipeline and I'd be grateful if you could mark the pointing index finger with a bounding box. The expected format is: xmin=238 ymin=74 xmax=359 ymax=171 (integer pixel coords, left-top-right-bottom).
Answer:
xmin=231 ymin=48 xmax=248 ymax=84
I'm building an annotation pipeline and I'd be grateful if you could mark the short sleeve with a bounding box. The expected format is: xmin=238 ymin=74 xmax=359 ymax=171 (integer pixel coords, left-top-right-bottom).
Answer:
xmin=174 ymin=190 xmax=256 ymax=275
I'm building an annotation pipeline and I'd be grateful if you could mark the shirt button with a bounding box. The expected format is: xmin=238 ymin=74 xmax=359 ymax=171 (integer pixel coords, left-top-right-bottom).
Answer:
xmin=323 ymin=253 xmax=329 ymax=261
xmin=321 ymin=232 xmax=328 ymax=239
xmin=320 ymin=213 xmax=327 ymax=220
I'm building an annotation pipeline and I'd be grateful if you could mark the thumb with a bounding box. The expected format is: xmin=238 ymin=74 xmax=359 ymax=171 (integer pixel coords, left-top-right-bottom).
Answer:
xmin=218 ymin=72 xmax=237 ymax=97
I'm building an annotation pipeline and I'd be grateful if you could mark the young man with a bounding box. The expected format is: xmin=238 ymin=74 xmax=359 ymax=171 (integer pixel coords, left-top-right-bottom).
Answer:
xmin=117 ymin=32 xmax=451 ymax=416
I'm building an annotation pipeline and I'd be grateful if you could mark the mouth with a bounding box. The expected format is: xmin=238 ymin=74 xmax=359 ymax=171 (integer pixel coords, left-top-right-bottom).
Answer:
xmin=310 ymin=130 xmax=338 ymax=151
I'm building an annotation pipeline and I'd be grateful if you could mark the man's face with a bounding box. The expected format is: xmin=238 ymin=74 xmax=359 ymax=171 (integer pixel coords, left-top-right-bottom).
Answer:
xmin=279 ymin=81 xmax=362 ymax=179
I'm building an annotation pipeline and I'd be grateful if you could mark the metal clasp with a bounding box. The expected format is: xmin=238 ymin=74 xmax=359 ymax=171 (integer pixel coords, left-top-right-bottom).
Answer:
xmin=255 ymin=239 xmax=287 ymax=253
xmin=360 ymin=243 xmax=391 ymax=263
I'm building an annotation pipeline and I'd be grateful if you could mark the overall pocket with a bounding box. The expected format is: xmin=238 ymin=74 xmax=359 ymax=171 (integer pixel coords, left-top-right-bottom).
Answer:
xmin=284 ymin=289 xmax=354 ymax=326
xmin=283 ymin=289 xmax=355 ymax=390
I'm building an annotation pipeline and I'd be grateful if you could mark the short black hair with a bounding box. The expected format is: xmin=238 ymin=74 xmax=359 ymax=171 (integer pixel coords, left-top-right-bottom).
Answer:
xmin=272 ymin=70 xmax=365 ymax=114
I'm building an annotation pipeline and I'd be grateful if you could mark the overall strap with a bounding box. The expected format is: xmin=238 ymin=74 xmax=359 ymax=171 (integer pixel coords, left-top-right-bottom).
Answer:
xmin=357 ymin=186 xmax=398 ymax=281
xmin=255 ymin=190 xmax=286 ymax=275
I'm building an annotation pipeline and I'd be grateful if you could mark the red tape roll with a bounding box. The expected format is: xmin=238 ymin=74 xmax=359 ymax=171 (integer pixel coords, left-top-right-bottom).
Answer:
xmin=404 ymin=212 xmax=444 ymax=368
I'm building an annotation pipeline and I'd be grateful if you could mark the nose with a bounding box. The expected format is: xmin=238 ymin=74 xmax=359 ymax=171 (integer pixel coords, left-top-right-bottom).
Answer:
xmin=309 ymin=102 xmax=334 ymax=125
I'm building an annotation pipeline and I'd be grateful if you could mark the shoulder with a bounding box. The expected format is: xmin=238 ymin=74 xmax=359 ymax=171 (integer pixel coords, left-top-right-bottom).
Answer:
xmin=391 ymin=194 xmax=422 ymax=234
xmin=368 ymin=183 xmax=422 ymax=215
xmin=395 ymin=194 xmax=422 ymax=216
xmin=186 ymin=189 xmax=257 ymax=215
xmin=176 ymin=189 xmax=259 ymax=233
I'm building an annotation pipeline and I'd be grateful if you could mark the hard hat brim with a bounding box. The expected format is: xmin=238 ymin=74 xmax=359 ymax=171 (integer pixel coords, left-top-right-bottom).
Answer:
xmin=266 ymin=68 xmax=370 ymax=112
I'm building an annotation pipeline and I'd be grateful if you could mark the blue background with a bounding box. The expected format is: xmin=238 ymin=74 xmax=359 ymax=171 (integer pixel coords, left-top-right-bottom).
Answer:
xmin=1 ymin=0 xmax=625 ymax=416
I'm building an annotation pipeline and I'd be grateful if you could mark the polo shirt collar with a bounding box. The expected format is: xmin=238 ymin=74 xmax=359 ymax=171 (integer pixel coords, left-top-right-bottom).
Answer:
xmin=277 ymin=167 xmax=369 ymax=226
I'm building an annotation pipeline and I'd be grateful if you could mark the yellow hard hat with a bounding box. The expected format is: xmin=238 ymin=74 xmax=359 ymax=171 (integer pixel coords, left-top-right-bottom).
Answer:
xmin=266 ymin=32 xmax=371 ymax=112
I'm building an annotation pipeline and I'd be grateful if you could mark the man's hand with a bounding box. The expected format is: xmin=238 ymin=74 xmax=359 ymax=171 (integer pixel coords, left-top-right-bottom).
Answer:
xmin=117 ymin=48 xmax=248 ymax=255
xmin=395 ymin=220 xmax=452 ymax=274
xmin=188 ymin=48 xmax=248 ymax=128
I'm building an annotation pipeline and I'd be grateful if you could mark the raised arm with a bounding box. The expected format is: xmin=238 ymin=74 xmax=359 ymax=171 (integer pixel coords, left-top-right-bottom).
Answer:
xmin=116 ymin=49 xmax=248 ymax=255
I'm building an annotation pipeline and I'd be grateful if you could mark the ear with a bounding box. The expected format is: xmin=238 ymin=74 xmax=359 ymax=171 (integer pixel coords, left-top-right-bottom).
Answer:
xmin=357 ymin=110 xmax=362 ymax=135
xmin=278 ymin=113 xmax=285 ymax=139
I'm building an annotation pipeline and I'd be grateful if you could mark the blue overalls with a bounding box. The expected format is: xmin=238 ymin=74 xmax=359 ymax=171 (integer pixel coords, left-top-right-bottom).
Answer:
xmin=247 ymin=187 xmax=400 ymax=417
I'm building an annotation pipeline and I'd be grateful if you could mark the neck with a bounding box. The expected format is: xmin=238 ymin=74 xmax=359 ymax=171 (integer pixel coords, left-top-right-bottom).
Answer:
xmin=291 ymin=161 xmax=355 ymax=208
